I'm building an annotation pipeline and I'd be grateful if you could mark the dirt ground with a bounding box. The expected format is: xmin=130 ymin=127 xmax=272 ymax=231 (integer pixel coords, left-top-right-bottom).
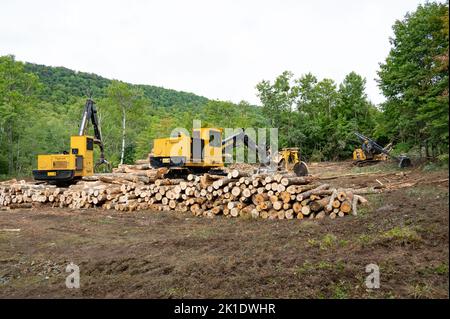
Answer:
xmin=0 ymin=161 xmax=448 ymax=298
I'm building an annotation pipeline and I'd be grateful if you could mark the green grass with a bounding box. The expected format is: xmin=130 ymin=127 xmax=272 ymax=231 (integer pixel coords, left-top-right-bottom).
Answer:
xmin=294 ymin=260 xmax=345 ymax=276
xmin=382 ymin=226 xmax=422 ymax=244
xmin=307 ymin=234 xmax=347 ymax=250
xmin=406 ymin=185 xmax=448 ymax=199
xmin=330 ymin=281 xmax=350 ymax=299
xmin=407 ymin=283 xmax=434 ymax=299
xmin=357 ymin=234 xmax=373 ymax=247
xmin=319 ymin=234 xmax=338 ymax=250
xmin=97 ymin=218 xmax=114 ymax=225
xmin=357 ymin=226 xmax=423 ymax=247
xmin=417 ymin=263 xmax=449 ymax=276
xmin=350 ymin=162 xmax=401 ymax=174
xmin=354 ymin=193 xmax=384 ymax=218
xmin=422 ymin=155 xmax=449 ymax=171
xmin=433 ymin=263 xmax=449 ymax=275
xmin=164 ymin=287 xmax=187 ymax=298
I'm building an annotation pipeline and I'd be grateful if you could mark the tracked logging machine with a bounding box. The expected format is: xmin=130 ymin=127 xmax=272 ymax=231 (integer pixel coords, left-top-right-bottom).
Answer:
xmin=353 ymin=132 xmax=411 ymax=168
xmin=150 ymin=128 xmax=309 ymax=176
xmin=33 ymin=99 xmax=109 ymax=184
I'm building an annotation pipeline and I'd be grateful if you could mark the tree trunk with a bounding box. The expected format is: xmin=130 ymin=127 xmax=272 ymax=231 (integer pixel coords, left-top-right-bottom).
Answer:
xmin=120 ymin=107 xmax=126 ymax=165
xmin=8 ymin=124 xmax=14 ymax=175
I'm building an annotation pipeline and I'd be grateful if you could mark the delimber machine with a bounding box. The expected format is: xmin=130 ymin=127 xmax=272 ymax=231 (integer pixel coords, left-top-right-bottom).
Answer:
xmin=33 ymin=99 xmax=108 ymax=184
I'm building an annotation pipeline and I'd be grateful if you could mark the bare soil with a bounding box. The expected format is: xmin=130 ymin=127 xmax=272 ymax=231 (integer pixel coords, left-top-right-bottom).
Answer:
xmin=0 ymin=162 xmax=448 ymax=298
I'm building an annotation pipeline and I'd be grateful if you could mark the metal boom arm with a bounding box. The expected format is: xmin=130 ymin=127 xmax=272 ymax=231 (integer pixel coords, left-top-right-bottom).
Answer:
xmin=221 ymin=130 xmax=271 ymax=166
xmin=79 ymin=99 xmax=108 ymax=168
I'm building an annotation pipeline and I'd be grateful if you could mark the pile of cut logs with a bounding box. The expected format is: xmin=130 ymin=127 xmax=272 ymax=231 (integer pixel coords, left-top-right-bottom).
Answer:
xmin=0 ymin=163 xmax=371 ymax=220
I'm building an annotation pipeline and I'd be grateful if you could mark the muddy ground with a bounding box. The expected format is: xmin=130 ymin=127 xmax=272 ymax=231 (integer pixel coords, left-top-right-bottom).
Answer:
xmin=0 ymin=161 xmax=448 ymax=298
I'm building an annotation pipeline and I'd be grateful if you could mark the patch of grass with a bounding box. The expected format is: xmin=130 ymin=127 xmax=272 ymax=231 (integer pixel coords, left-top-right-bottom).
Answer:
xmin=417 ymin=263 xmax=449 ymax=276
xmin=433 ymin=263 xmax=449 ymax=275
xmin=330 ymin=281 xmax=350 ymax=299
xmin=164 ymin=287 xmax=186 ymax=298
xmin=307 ymin=239 xmax=318 ymax=247
xmin=338 ymin=239 xmax=350 ymax=247
xmin=356 ymin=206 xmax=371 ymax=217
xmin=422 ymin=156 xmax=449 ymax=171
xmin=384 ymin=291 xmax=397 ymax=299
xmin=355 ymin=194 xmax=384 ymax=218
xmin=382 ymin=226 xmax=422 ymax=245
xmin=406 ymin=186 xmax=448 ymax=200
xmin=351 ymin=163 xmax=399 ymax=174
xmin=320 ymin=234 xmax=338 ymax=250
xmin=298 ymin=220 xmax=319 ymax=229
xmin=316 ymin=261 xmax=333 ymax=270
xmin=307 ymin=234 xmax=347 ymax=250
xmin=294 ymin=261 xmax=314 ymax=275
xmin=191 ymin=228 xmax=215 ymax=239
xmin=8 ymin=275 xmax=45 ymax=289
xmin=357 ymin=234 xmax=373 ymax=247
xmin=294 ymin=260 xmax=345 ymax=276
xmin=366 ymin=194 xmax=384 ymax=208
xmin=407 ymin=283 xmax=434 ymax=299
xmin=97 ymin=218 xmax=114 ymax=224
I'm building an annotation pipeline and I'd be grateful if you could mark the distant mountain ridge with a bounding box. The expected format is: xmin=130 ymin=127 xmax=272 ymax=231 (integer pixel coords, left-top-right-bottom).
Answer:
xmin=24 ymin=62 xmax=209 ymax=108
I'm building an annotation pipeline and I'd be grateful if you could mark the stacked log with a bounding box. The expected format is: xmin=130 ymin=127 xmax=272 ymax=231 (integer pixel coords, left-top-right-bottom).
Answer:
xmin=0 ymin=166 xmax=370 ymax=220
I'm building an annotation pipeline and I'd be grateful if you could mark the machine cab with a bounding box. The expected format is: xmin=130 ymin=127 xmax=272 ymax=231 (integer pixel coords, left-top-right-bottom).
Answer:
xmin=33 ymin=135 xmax=94 ymax=182
xmin=150 ymin=127 xmax=224 ymax=169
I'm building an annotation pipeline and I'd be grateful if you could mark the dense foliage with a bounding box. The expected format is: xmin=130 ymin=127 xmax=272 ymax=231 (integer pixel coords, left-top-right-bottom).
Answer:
xmin=377 ymin=1 xmax=449 ymax=157
xmin=256 ymin=71 xmax=379 ymax=161
xmin=0 ymin=1 xmax=447 ymax=177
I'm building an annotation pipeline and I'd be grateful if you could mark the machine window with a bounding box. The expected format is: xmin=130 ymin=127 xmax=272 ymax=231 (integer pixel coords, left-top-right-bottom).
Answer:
xmin=87 ymin=138 xmax=94 ymax=150
xmin=209 ymin=130 xmax=221 ymax=147
xmin=76 ymin=156 xmax=83 ymax=170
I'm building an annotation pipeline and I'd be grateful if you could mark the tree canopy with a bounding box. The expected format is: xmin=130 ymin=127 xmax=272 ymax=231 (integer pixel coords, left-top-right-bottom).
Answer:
xmin=377 ymin=1 xmax=449 ymax=156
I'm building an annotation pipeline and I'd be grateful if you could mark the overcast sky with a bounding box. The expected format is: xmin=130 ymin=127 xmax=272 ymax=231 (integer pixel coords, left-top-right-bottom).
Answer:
xmin=0 ymin=0 xmax=435 ymax=105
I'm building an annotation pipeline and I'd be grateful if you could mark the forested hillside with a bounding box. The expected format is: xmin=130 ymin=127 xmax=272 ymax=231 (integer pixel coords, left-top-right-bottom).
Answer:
xmin=0 ymin=1 xmax=448 ymax=178
xmin=23 ymin=63 xmax=209 ymax=107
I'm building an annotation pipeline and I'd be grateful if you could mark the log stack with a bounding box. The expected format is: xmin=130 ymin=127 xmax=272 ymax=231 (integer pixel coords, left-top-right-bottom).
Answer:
xmin=0 ymin=164 xmax=370 ymax=219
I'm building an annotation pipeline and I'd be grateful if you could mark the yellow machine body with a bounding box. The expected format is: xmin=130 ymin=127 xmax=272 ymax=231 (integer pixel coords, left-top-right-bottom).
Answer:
xmin=353 ymin=147 xmax=388 ymax=164
xmin=277 ymin=148 xmax=300 ymax=169
xmin=275 ymin=147 xmax=309 ymax=176
xmin=151 ymin=128 xmax=224 ymax=170
xmin=353 ymin=148 xmax=366 ymax=161
xmin=33 ymin=136 xmax=94 ymax=182
xmin=150 ymin=129 xmax=310 ymax=176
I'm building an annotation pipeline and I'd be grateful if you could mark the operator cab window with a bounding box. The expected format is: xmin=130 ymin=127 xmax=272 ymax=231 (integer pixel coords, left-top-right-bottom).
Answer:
xmin=209 ymin=130 xmax=221 ymax=147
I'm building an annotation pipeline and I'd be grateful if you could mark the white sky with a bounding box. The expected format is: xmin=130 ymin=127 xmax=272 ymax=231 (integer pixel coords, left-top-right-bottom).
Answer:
xmin=0 ymin=0 xmax=435 ymax=105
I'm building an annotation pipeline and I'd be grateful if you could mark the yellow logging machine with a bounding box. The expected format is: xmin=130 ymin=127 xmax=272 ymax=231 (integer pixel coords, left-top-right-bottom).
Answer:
xmin=150 ymin=128 xmax=308 ymax=176
xmin=352 ymin=132 xmax=411 ymax=168
xmin=33 ymin=99 xmax=109 ymax=184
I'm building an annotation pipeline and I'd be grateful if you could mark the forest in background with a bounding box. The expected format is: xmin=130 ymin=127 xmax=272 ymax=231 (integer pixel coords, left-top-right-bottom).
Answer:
xmin=0 ymin=2 xmax=448 ymax=177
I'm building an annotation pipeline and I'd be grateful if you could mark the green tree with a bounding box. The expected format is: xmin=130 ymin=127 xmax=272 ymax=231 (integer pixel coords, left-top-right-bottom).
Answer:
xmin=103 ymin=81 xmax=148 ymax=165
xmin=0 ymin=55 xmax=40 ymax=175
xmin=377 ymin=1 xmax=449 ymax=156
